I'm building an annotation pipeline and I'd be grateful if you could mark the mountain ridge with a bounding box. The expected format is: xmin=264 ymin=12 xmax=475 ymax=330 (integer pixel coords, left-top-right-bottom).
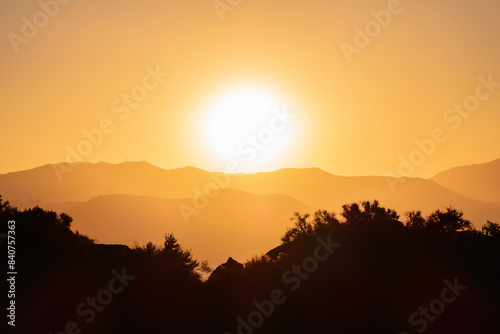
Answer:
xmin=430 ymin=158 xmax=500 ymax=203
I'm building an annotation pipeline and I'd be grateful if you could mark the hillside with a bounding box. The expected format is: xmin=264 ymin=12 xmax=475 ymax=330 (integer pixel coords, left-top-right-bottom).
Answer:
xmin=0 ymin=162 xmax=211 ymax=202
xmin=430 ymin=158 xmax=500 ymax=203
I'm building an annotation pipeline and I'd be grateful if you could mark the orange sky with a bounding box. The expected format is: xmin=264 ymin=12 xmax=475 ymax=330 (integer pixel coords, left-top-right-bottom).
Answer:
xmin=1 ymin=0 xmax=499 ymax=177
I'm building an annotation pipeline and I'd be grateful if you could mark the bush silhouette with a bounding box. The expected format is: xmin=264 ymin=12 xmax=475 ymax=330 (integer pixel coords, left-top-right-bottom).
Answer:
xmin=482 ymin=220 xmax=500 ymax=238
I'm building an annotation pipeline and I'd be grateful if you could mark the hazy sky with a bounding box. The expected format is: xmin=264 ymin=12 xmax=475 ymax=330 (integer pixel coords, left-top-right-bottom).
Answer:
xmin=1 ymin=0 xmax=499 ymax=177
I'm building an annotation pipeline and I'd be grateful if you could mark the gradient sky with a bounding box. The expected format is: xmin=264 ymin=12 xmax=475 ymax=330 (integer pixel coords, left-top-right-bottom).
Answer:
xmin=1 ymin=0 xmax=499 ymax=177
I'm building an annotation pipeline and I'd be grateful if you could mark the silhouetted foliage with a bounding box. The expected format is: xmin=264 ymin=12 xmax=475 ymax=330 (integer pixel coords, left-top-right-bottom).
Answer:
xmin=341 ymin=200 xmax=399 ymax=225
xmin=281 ymin=209 xmax=341 ymax=244
xmin=405 ymin=210 xmax=426 ymax=231
xmin=199 ymin=260 xmax=213 ymax=274
xmin=312 ymin=209 xmax=341 ymax=234
xmin=4 ymin=195 xmax=500 ymax=334
xmin=133 ymin=241 xmax=161 ymax=256
xmin=0 ymin=194 xmax=16 ymax=221
xmin=425 ymin=206 xmax=473 ymax=233
xmin=404 ymin=207 xmax=473 ymax=235
xmin=482 ymin=220 xmax=500 ymax=238
xmin=161 ymin=233 xmax=200 ymax=272
xmin=281 ymin=212 xmax=314 ymax=243
xmin=133 ymin=233 xmax=205 ymax=279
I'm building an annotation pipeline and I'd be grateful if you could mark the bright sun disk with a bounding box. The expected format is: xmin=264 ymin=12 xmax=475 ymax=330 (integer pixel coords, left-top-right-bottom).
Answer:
xmin=201 ymin=86 xmax=295 ymax=173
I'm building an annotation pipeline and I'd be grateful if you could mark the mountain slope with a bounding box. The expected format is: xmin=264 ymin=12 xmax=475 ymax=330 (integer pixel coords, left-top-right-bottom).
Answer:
xmin=0 ymin=162 xmax=214 ymax=202
xmin=430 ymin=158 xmax=500 ymax=203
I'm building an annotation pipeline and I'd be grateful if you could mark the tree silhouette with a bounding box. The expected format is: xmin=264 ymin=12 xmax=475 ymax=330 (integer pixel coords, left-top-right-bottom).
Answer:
xmin=425 ymin=207 xmax=472 ymax=234
xmin=161 ymin=233 xmax=198 ymax=268
xmin=134 ymin=241 xmax=161 ymax=256
xmin=405 ymin=210 xmax=426 ymax=231
xmin=281 ymin=209 xmax=342 ymax=244
xmin=312 ymin=209 xmax=341 ymax=234
xmin=0 ymin=194 xmax=16 ymax=221
xmin=482 ymin=220 xmax=500 ymax=238
xmin=281 ymin=212 xmax=314 ymax=243
xmin=341 ymin=200 xmax=399 ymax=225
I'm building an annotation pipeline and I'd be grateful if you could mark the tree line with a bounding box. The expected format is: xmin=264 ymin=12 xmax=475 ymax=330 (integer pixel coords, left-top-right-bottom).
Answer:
xmin=1 ymin=195 xmax=499 ymax=333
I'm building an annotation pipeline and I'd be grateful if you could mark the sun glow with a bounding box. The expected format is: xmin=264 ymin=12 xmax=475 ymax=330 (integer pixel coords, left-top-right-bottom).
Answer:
xmin=200 ymin=86 xmax=296 ymax=173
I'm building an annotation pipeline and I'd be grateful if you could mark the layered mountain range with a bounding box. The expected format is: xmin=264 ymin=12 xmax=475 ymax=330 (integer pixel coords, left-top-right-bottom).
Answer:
xmin=1 ymin=159 xmax=499 ymax=265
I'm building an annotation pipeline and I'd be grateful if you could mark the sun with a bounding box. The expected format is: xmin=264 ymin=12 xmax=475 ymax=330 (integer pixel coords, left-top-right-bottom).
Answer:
xmin=200 ymin=86 xmax=296 ymax=173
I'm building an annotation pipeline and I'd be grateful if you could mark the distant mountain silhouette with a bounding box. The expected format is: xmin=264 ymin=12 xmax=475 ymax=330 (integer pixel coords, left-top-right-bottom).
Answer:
xmin=0 ymin=162 xmax=210 ymax=202
xmin=431 ymin=158 xmax=500 ymax=203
